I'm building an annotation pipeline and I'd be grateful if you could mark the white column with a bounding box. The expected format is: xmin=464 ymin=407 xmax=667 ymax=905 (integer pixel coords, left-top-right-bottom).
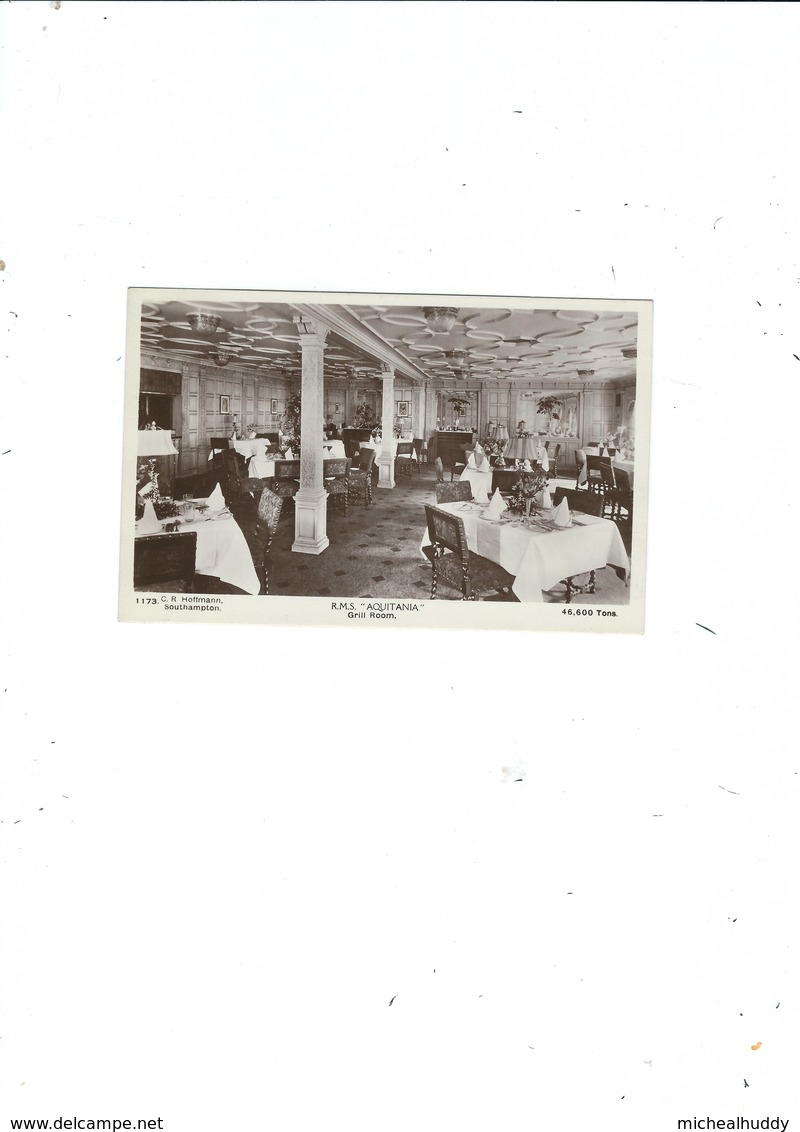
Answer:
xmin=292 ymin=317 xmax=329 ymax=554
xmin=411 ymin=384 xmax=423 ymax=442
xmin=378 ymin=364 xmax=395 ymax=488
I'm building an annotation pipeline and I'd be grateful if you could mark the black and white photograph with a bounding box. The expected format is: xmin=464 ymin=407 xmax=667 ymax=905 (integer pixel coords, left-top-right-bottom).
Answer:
xmin=120 ymin=289 xmax=651 ymax=630
xmin=4 ymin=4 xmax=798 ymax=1132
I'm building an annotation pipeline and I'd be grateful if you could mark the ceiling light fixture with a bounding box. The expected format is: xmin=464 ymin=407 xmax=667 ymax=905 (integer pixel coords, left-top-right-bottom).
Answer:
xmin=187 ymin=313 xmax=221 ymax=333
xmin=621 ymin=348 xmax=637 ymax=359
xmin=423 ymin=307 xmax=459 ymax=333
xmin=211 ymin=351 xmax=230 ymax=367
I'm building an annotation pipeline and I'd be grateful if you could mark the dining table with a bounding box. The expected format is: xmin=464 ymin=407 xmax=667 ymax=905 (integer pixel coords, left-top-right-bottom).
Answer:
xmin=421 ymin=500 xmax=629 ymax=603
xmin=249 ymin=444 xmax=346 ymax=478
xmin=135 ymin=503 xmax=260 ymax=594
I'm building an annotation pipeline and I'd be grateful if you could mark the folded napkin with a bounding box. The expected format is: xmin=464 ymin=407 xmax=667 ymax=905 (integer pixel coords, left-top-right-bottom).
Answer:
xmin=474 ymin=442 xmax=486 ymax=469
xmin=552 ymin=497 xmax=571 ymax=527
xmin=538 ymin=448 xmax=550 ymax=473
xmin=137 ymin=499 xmax=161 ymax=534
xmin=538 ymin=487 xmax=553 ymax=509
xmin=207 ymin=482 xmax=227 ymax=511
xmin=284 ymin=447 xmax=294 ymax=459
xmin=483 ymin=488 xmax=508 ymax=521
xmin=522 ymin=459 xmax=533 ymax=472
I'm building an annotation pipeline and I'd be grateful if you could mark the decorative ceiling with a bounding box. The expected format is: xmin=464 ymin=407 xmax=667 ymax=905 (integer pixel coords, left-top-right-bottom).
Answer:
xmin=140 ymin=298 xmax=638 ymax=389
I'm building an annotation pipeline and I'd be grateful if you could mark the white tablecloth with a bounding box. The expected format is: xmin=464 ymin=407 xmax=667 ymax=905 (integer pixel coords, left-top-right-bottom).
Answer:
xmin=135 ymin=511 xmax=259 ymax=594
xmin=459 ymin=464 xmax=493 ymax=503
xmin=322 ymin=439 xmax=346 ymax=459
xmin=232 ymin=438 xmax=271 ymax=460
xmin=249 ymin=456 xmax=278 ymax=478
xmin=360 ymin=438 xmax=401 ymax=461
xmin=422 ymin=501 xmax=629 ymax=603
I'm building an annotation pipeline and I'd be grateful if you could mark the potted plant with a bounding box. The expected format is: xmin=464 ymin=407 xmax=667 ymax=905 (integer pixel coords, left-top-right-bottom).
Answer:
xmin=448 ymin=396 xmax=469 ymax=429
xmin=354 ymin=401 xmax=376 ymax=429
xmin=281 ymin=392 xmax=302 ymax=449
xmin=537 ymin=396 xmax=563 ymax=434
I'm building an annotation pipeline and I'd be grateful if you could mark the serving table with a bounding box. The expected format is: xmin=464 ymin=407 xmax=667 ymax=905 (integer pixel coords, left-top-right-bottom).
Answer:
xmin=421 ymin=500 xmax=629 ymax=603
xmin=134 ymin=507 xmax=259 ymax=594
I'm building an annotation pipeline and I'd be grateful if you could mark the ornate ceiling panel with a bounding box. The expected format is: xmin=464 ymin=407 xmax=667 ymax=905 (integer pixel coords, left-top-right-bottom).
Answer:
xmin=140 ymin=299 xmax=638 ymax=388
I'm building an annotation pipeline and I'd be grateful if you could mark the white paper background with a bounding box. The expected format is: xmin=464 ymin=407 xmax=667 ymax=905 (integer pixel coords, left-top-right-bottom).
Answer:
xmin=2 ymin=3 xmax=798 ymax=1130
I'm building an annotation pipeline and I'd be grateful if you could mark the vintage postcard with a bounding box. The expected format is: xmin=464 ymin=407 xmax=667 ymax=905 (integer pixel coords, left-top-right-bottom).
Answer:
xmin=118 ymin=289 xmax=651 ymax=632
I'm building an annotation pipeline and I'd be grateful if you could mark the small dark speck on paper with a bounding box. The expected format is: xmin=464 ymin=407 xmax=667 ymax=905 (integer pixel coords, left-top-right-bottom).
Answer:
xmin=744 ymin=1080 xmax=749 ymax=1088
xmin=696 ymin=623 xmax=716 ymax=634
xmin=388 ymin=995 xmax=397 ymax=1006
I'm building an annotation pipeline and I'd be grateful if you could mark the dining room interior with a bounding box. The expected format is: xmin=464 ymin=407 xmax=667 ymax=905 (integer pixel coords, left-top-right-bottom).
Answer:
xmin=131 ymin=296 xmax=643 ymax=604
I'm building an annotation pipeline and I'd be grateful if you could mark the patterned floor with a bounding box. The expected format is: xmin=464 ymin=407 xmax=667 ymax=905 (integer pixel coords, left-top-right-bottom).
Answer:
xmin=234 ymin=465 xmax=632 ymax=604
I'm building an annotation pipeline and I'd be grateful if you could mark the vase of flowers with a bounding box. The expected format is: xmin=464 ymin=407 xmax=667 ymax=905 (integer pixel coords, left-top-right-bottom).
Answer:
xmin=509 ymin=466 xmax=549 ymax=515
xmin=448 ymin=396 xmax=468 ymax=430
xmin=246 ymin=423 xmax=258 ymax=439
xmin=354 ymin=401 xmax=376 ymax=430
xmin=537 ymin=396 xmax=563 ymax=436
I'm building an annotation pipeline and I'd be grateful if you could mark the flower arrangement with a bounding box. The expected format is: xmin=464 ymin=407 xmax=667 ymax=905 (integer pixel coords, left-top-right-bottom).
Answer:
xmin=354 ymin=401 xmax=376 ymax=428
xmin=480 ymin=433 xmax=507 ymax=462
xmin=246 ymin=422 xmax=258 ymax=435
xmin=281 ymin=392 xmax=302 ymax=445
xmin=448 ymin=396 xmax=469 ymax=416
xmin=509 ymin=466 xmax=549 ymax=514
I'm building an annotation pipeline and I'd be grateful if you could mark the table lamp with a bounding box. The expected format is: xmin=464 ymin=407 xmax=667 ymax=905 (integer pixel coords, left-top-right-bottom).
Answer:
xmin=137 ymin=429 xmax=178 ymax=503
xmin=504 ymin=436 xmax=538 ymax=468
xmin=491 ymin=424 xmax=509 ymax=465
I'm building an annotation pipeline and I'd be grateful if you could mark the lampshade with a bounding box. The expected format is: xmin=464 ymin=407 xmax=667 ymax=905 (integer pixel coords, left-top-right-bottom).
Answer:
xmin=505 ymin=436 xmax=538 ymax=462
xmin=137 ymin=430 xmax=178 ymax=457
xmin=491 ymin=424 xmax=509 ymax=443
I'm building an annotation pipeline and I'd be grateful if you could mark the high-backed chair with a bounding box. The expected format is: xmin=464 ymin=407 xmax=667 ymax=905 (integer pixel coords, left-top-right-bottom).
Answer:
xmin=585 ymin=453 xmax=610 ymax=496
xmin=450 ymin=446 xmax=470 ymax=481
xmin=134 ymin=531 xmax=197 ymax=592
xmin=219 ymin=449 xmax=270 ymax=514
xmin=435 ymin=481 xmax=473 ymax=504
xmin=574 ymin=448 xmax=587 ymax=489
xmin=412 ymin=438 xmax=425 ymax=465
xmin=610 ymin=467 xmax=633 ymax=522
xmin=552 ymin=487 xmax=603 ymax=516
xmin=395 ymin=441 xmax=415 ymax=478
xmin=544 ymin=442 xmax=561 ymax=479
xmin=254 ymin=487 xmax=283 ymax=595
xmin=324 ymin=457 xmax=351 ymax=515
xmin=272 ymin=459 xmax=301 ymax=503
xmin=347 ymin=448 xmax=375 ymax=506
xmin=422 ymin=505 xmax=514 ymax=601
xmin=551 ymin=487 xmax=604 ymax=603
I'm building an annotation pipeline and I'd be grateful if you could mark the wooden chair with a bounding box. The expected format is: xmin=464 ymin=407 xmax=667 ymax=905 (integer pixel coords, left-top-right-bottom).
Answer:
xmin=544 ymin=441 xmax=561 ymax=479
xmin=395 ymin=441 xmax=415 ymax=479
xmin=412 ymin=437 xmax=425 ymax=465
xmin=324 ymin=457 xmax=351 ymax=515
xmin=610 ymin=467 xmax=633 ymax=522
xmin=422 ymin=505 xmax=514 ymax=601
xmin=435 ymin=481 xmax=473 ymax=504
xmin=272 ymin=459 xmax=301 ymax=503
xmin=574 ymin=448 xmax=587 ymax=489
xmin=585 ymin=453 xmax=610 ymax=497
xmin=450 ymin=445 xmax=470 ymax=481
xmin=347 ymin=448 xmax=375 ymax=506
xmin=220 ymin=449 xmax=270 ymax=513
xmin=134 ymin=531 xmax=197 ymax=591
xmin=254 ymin=487 xmax=283 ymax=595
xmin=209 ymin=437 xmax=231 ymax=452
xmin=551 ymin=487 xmax=603 ymax=602
xmin=552 ymin=487 xmax=603 ymax=516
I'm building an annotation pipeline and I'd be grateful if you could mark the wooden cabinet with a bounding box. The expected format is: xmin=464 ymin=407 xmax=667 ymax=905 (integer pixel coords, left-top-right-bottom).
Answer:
xmin=431 ymin=430 xmax=474 ymax=468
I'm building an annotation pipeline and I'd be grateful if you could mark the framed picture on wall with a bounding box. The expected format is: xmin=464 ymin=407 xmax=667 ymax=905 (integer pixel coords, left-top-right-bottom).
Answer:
xmin=219 ymin=395 xmax=230 ymax=414
xmin=397 ymin=401 xmax=409 ymax=417
xmin=271 ymin=398 xmax=278 ymax=415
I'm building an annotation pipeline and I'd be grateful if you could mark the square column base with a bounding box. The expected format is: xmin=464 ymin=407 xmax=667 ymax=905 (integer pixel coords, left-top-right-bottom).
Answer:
xmin=377 ymin=453 xmax=395 ymax=489
xmin=292 ymin=488 xmax=329 ymax=554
